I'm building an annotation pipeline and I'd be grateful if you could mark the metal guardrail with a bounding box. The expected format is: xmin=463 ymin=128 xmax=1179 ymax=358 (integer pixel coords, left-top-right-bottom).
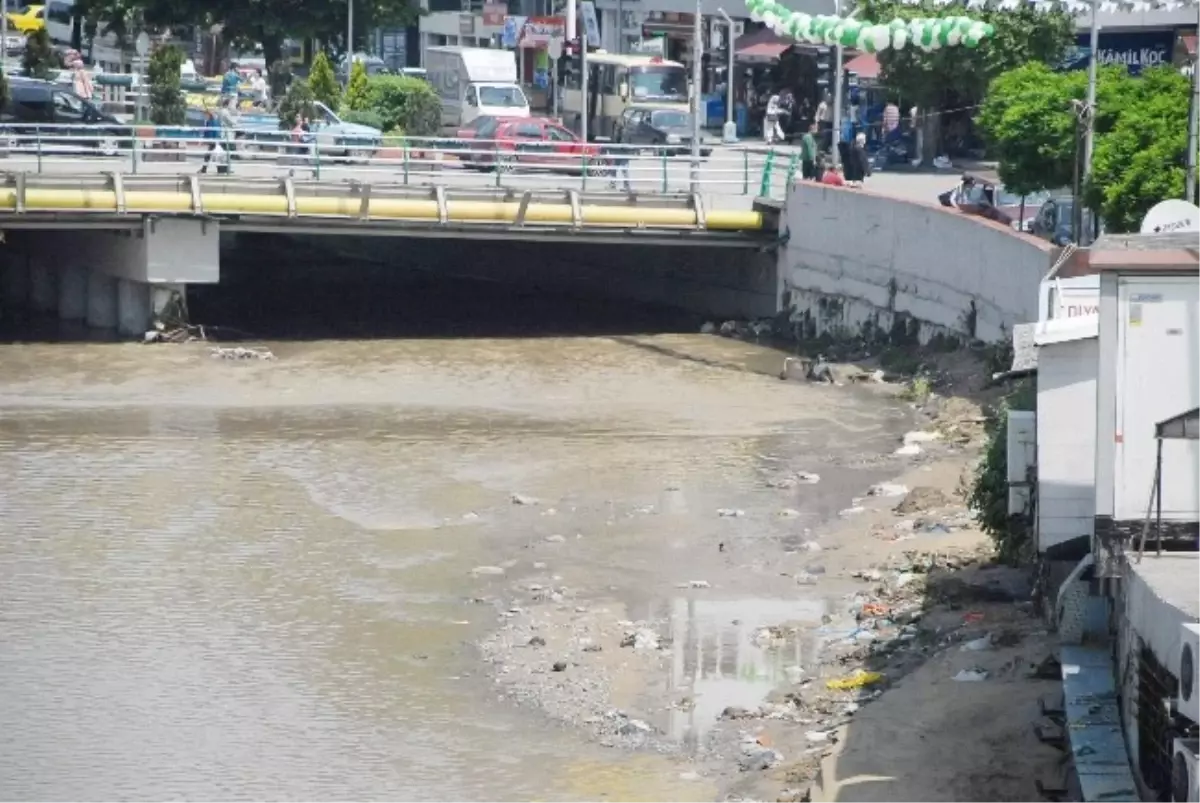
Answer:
xmin=0 ymin=124 xmax=798 ymax=201
xmin=0 ymin=171 xmax=769 ymax=238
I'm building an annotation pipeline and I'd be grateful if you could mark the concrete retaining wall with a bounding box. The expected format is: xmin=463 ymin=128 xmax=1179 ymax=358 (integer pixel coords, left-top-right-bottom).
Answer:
xmin=778 ymin=182 xmax=1054 ymax=344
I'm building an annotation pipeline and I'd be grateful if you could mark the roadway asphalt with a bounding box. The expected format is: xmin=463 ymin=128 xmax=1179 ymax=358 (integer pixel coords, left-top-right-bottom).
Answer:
xmin=0 ymin=148 xmax=790 ymax=212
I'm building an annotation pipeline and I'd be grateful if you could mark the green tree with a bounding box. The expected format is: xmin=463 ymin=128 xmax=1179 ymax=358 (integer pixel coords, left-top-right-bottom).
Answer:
xmin=1085 ymin=67 xmax=1192 ymax=233
xmin=856 ymin=0 xmax=1074 ymax=159
xmin=362 ymin=74 xmax=440 ymax=137
xmin=147 ymin=44 xmax=187 ymax=125
xmin=277 ymin=76 xmax=316 ymax=129
xmin=22 ymin=28 xmax=59 ymax=80
xmin=343 ymin=59 xmax=371 ymax=112
xmin=308 ymin=50 xmax=341 ymax=111
xmin=979 ymin=63 xmax=1142 ymax=195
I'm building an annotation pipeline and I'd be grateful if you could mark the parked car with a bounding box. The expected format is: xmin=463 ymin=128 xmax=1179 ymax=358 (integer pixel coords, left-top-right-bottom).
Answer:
xmin=614 ymin=105 xmax=711 ymax=157
xmin=0 ymin=76 xmax=129 ymax=155
xmin=471 ymin=117 xmax=603 ymax=174
xmin=938 ymin=177 xmax=1049 ymax=233
xmin=1031 ymin=195 xmax=1100 ymax=246
xmin=6 ymin=3 xmax=45 ymax=33
xmin=453 ymin=115 xmax=499 ymax=165
xmin=233 ymin=100 xmax=381 ymax=161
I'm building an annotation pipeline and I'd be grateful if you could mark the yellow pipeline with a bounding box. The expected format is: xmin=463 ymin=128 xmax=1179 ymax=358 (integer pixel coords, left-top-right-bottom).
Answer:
xmin=0 ymin=189 xmax=764 ymax=232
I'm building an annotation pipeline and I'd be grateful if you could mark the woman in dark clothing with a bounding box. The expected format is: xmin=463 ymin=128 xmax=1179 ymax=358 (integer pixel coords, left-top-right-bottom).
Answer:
xmin=846 ymin=132 xmax=872 ymax=186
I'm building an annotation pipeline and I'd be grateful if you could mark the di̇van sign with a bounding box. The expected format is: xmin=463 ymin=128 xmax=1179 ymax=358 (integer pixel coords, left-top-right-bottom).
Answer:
xmin=1059 ymin=29 xmax=1176 ymax=75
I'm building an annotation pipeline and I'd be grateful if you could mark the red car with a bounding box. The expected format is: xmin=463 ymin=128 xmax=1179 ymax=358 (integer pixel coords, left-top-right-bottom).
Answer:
xmin=469 ymin=117 xmax=604 ymax=174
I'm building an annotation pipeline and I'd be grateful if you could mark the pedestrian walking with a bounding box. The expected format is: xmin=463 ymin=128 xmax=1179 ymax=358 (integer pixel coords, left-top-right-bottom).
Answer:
xmin=199 ymin=104 xmax=227 ymax=174
xmin=221 ymin=62 xmax=241 ymax=110
xmin=800 ymin=122 xmax=819 ymax=180
xmin=606 ymin=141 xmax=632 ymax=193
xmin=763 ymin=93 xmax=784 ymax=146
xmin=67 ymin=51 xmax=93 ymax=102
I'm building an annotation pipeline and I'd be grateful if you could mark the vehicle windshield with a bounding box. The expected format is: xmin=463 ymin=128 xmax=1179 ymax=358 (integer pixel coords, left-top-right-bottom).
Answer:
xmin=650 ymin=110 xmax=690 ymax=128
xmin=997 ymin=188 xmax=1049 ymax=207
xmin=478 ymin=85 xmax=527 ymax=107
xmin=629 ymin=66 xmax=687 ymax=102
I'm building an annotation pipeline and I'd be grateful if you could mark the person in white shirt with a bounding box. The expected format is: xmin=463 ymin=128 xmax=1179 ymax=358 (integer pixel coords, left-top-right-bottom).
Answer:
xmin=250 ymin=69 xmax=269 ymax=105
xmin=764 ymin=94 xmax=784 ymax=145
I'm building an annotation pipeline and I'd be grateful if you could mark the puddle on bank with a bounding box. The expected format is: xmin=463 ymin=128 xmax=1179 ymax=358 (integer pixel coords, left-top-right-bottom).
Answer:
xmin=663 ymin=596 xmax=828 ymax=747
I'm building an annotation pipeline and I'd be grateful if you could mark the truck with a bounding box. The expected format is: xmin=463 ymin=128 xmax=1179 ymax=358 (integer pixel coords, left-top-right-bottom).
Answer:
xmin=425 ymin=46 xmax=529 ymax=130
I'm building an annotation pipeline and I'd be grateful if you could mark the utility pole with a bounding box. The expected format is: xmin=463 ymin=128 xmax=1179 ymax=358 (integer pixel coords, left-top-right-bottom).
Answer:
xmin=1084 ymin=0 xmax=1099 ymax=176
xmin=2 ymin=0 xmax=8 ymax=76
xmin=690 ymin=0 xmax=702 ymax=191
xmin=347 ymin=0 xmax=354 ymax=58
xmin=1187 ymin=43 xmax=1199 ymax=205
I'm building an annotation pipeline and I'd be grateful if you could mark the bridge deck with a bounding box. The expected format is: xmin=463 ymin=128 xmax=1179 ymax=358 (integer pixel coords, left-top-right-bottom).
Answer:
xmin=0 ymin=172 xmax=776 ymax=246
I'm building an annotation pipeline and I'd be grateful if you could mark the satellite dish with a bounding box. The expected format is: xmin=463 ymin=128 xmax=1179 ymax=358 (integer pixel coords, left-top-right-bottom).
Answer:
xmin=1140 ymin=199 xmax=1200 ymax=235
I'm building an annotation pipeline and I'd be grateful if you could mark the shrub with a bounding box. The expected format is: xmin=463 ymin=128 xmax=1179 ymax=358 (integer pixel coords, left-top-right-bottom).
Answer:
xmin=147 ymin=44 xmax=186 ymax=126
xmin=363 ymin=75 xmax=440 ymax=137
xmin=967 ymin=381 xmax=1037 ymax=563
xmin=22 ymin=28 xmax=58 ymax=80
xmin=308 ymin=50 xmax=341 ymax=111
xmin=343 ymin=60 xmax=370 ymax=112
xmin=340 ymin=108 xmax=384 ymax=130
xmin=277 ymin=77 xmax=316 ymax=129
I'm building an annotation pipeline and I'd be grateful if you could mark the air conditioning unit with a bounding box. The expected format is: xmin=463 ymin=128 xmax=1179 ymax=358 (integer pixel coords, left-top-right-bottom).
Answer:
xmin=1173 ymin=738 xmax=1199 ymax=803
xmin=1177 ymin=623 xmax=1200 ymax=726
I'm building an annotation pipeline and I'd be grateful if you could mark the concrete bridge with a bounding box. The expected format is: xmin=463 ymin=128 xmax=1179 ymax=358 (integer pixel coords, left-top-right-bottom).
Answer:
xmin=0 ymin=145 xmax=1077 ymax=348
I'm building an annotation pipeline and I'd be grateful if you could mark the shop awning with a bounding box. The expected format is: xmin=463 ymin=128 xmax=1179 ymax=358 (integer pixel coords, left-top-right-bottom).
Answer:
xmin=734 ymin=28 xmax=794 ymax=63
xmin=844 ymin=52 xmax=879 ymax=80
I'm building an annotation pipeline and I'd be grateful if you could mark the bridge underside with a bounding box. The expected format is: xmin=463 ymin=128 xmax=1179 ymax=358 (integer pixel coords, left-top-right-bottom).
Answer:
xmin=0 ymin=182 xmax=783 ymax=338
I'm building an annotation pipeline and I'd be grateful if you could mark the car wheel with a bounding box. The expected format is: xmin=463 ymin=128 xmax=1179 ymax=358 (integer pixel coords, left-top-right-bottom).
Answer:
xmin=98 ymin=136 xmax=120 ymax=157
xmin=2 ymin=133 xmax=19 ymax=153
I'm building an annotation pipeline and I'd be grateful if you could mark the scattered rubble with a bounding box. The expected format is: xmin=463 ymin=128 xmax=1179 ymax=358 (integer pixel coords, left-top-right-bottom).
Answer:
xmin=894 ymin=486 xmax=951 ymax=514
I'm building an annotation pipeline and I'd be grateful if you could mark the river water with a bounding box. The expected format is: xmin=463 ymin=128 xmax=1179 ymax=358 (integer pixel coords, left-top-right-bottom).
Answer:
xmin=0 ymin=253 xmax=908 ymax=800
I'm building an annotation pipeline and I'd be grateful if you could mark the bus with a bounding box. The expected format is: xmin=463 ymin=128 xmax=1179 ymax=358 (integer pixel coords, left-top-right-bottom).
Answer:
xmin=560 ymin=53 xmax=688 ymax=140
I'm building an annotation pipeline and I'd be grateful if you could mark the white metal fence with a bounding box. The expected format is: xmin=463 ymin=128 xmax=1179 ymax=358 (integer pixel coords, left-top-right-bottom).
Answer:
xmin=0 ymin=124 xmax=800 ymax=200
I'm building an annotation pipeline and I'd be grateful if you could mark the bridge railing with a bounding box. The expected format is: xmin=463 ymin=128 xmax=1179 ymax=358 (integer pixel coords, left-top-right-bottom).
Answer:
xmin=0 ymin=124 xmax=798 ymax=201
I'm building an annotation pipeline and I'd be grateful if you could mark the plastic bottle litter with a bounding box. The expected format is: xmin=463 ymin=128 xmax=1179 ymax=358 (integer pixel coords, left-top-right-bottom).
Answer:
xmin=960 ymin=635 xmax=994 ymax=652
xmin=825 ymin=669 xmax=885 ymax=690
xmin=953 ymin=668 xmax=989 ymax=682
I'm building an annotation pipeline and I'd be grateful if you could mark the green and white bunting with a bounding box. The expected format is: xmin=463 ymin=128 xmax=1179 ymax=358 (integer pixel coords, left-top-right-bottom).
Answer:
xmin=745 ymin=0 xmax=996 ymax=51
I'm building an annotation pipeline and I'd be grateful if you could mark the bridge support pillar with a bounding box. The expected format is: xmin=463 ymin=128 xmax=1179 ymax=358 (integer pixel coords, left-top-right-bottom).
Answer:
xmin=117 ymin=279 xmax=151 ymax=338
xmin=58 ymin=264 xmax=87 ymax=322
xmin=86 ymin=270 xmax=118 ymax=330
xmin=29 ymin=258 xmax=57 ymax=314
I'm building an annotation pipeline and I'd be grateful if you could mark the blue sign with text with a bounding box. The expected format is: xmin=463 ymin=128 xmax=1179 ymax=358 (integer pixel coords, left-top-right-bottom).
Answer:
xmin=1059 ymin=29 xmax=1176 ymax=75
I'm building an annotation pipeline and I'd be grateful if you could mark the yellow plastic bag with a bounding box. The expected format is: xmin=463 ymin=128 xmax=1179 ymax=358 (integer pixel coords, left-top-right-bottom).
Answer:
xmin=825 ymin=669 xmax=884 ymax=690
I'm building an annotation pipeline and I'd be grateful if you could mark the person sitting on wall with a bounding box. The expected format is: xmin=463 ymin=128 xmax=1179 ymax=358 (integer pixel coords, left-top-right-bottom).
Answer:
xmin=820 ymin=163 xmax=845 ymax=186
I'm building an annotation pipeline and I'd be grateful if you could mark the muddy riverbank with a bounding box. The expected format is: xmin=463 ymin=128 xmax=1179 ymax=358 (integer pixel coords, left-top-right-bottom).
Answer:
xmin=470 ymin=348 xmax=1063 ymax=803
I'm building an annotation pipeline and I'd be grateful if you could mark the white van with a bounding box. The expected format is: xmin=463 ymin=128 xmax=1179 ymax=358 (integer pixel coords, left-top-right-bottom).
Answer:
xmin=425 ymin=46 xmax=528 ymax=129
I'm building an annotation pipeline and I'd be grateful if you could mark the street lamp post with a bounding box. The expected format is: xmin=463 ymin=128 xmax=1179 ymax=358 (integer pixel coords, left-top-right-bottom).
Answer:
xmin=347 ymin=0 xmax=354 ymax=59
xmin=718 ymin=8 xmax=737 ymax=143
xmin=830 ymin=0 xmax=844 ymax=166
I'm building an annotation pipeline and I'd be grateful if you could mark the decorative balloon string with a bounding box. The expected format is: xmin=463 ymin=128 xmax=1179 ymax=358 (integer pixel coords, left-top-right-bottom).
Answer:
xmin=745 ymin=0 xmax=996 ymax=52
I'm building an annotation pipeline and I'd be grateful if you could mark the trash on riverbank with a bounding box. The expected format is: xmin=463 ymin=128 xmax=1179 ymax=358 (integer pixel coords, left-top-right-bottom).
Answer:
xmin=953 ymin=668 xmax=989 ymax=682
xmin=825 ymin=669 xmax=884 ymax=690
xmin=210 ymin=346 xmax=275 ymax=360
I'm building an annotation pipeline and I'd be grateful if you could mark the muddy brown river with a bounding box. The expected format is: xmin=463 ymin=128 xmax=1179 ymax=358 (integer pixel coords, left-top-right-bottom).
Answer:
xmin=0 ymin=265 xmax=909 ymax=800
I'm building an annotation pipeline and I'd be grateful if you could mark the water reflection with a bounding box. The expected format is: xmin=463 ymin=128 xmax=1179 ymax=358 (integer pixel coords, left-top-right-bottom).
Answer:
xmin=667 ymin=597 xmax=826 ymax=746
